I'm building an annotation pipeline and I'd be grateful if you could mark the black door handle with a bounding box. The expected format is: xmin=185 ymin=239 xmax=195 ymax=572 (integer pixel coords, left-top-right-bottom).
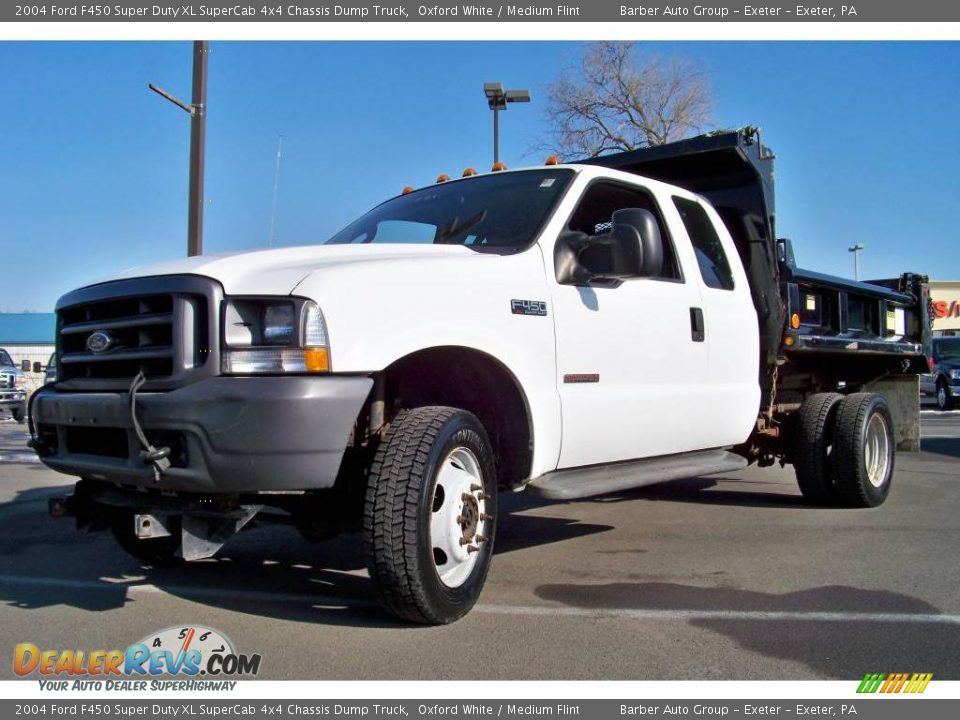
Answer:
xmin=690 ymin=307 xmax=705 ymax=342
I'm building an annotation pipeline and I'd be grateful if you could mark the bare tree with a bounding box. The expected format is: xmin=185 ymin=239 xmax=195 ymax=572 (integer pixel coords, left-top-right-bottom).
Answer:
xmin=545 ymin=41 xmax=713 ymax=158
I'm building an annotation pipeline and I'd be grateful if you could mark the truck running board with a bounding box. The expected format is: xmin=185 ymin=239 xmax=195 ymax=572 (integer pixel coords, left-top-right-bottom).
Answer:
xmin=526 ymin=450 xmax=748 ymax=501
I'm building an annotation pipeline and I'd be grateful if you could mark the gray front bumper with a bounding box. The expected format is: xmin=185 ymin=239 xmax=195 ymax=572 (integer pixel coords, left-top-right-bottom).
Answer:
xmin=32 ymin=375 xmax=373 ymax=493
xmin=0 ymin=391 xmax=25 ymax=411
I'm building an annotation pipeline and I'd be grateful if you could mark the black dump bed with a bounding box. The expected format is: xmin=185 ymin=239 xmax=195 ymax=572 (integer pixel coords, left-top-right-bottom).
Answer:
xmin=580 ymin=128 xmax=931 ymax=399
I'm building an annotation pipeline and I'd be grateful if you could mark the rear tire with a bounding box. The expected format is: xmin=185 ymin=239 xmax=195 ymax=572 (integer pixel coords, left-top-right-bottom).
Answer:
xmin=793 ymin=392 xmax=843 ymax=506
xmin=833 ymin=393 xmax=895 ymax=508
xmin=11 ymin=408 xmax=24 ymax=424
xmin=363 ymin=406 xmax=497 ymax=625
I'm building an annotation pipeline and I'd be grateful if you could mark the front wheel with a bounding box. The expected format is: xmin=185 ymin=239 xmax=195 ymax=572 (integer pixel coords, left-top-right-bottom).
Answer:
xmin=936 ymin=380 xmax=954 ymax=411
xmin=363 ymin=406 xmax=497 ymax=624
xmin=11 ymin=408 xmax=24 ymax=424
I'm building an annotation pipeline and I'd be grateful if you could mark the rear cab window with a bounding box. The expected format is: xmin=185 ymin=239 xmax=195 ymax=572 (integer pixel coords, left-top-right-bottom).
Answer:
xmin=673 ymin=196 xmax=735 ymax=290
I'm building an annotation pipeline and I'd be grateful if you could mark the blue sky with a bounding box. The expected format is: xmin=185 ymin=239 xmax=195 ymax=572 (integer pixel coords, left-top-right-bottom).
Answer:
xmin=1 ymin=41 xmax=957 ymax=311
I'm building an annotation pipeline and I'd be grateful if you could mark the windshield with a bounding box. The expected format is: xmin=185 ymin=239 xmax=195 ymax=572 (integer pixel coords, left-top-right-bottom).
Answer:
xmin=0 ymin=350 xmax=13 ymax=368
xmin=934 ymin=338 xmax=960 ymax=362
xmin=326 ymin=169 xmax=574 ymax=250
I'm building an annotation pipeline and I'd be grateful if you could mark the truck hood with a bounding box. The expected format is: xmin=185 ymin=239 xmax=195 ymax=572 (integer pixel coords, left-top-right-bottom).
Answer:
xmin=107 ymin=243 xmax=489 ymax=296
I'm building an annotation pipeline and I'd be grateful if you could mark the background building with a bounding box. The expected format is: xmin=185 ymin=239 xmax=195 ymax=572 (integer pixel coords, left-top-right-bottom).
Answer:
xmin=930 ymin=281 xmax=960 ymax=335
xmin=0 ymin=313 xmax=56 ymax=391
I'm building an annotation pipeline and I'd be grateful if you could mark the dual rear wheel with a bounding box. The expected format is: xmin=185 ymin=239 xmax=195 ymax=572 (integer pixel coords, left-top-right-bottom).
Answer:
xmin=793 ymin=392 xmax=895 ymax=508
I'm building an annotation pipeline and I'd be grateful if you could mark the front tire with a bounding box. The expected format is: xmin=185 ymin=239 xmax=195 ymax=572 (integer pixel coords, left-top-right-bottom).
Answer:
xmin=936 ymin=379 xmax=953 ymax=411
xmin=363 ymin=406 xmax=497 ymax=624
xmin=11 ymin=408 xmax=24 ymax=424
xmin=833 ymin=393 xmax=895 ymax=508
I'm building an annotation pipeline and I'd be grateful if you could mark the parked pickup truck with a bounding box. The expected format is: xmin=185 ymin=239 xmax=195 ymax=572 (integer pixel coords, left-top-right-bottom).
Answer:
xmin=33 ymin=127 xmax=931 ymax=624
xmin=1 ymin=349 xmax=26 ymax=423
xmin=920 ymin=336 xmax=960 ymax=410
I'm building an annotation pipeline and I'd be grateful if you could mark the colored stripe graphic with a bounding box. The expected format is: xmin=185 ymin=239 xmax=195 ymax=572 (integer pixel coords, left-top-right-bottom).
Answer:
xmin=906 ymin=673 xmax=933 ymax=693
xmin=857 ymin=673 xmax=885 ymax=693
xmin=857 ymin=672 xmax=932 ymax=693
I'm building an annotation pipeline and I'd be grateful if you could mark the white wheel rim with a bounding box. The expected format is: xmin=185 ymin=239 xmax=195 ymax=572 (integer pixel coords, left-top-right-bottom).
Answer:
xmin=864 ymin=413 xmax=890 ymax=488
xmin=429 ymin=447 xmax=490 ymax=589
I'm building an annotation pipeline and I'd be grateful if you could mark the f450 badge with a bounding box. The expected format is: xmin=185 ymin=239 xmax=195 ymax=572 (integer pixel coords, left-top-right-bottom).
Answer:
xmin=511 ymin=299 xmax=548 ymax=317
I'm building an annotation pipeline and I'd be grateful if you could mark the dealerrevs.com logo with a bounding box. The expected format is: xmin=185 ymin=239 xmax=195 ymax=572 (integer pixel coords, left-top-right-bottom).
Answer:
xmin=14 ymin=625 xmax=261 ymax=690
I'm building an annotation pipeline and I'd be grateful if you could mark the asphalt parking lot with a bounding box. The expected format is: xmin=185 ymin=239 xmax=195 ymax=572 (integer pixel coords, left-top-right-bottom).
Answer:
xmin=0 ymin=410 xmax=958 ymax=681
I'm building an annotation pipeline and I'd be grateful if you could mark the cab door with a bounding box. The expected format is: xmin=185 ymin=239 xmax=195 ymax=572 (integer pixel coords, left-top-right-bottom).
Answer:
xmin=547 ymin=178 xmax=708 ymax=469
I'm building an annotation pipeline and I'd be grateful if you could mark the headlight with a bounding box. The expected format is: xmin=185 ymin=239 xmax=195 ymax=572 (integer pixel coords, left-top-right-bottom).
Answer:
xmin=15 ymin=375 xmax=26 ymax=388
xmin=222 ymin=298 xmax=330 ymax=375
xmin=951 ymin=369 xmax=960 ymax=381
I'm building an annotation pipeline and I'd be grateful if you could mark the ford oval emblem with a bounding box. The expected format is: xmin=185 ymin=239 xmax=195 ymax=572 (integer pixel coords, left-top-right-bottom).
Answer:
xmin=86 ymin=331 xmax=114 ymax=354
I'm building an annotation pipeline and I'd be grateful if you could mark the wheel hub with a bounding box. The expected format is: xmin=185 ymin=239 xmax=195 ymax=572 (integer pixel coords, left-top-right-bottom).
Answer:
xmin=459 ymin=493 xmax=479 ymax=542
xmin=429 ymin=446 xmax=491 ymax=588
xmin=864 ymin=412 xmax=890 ymax=488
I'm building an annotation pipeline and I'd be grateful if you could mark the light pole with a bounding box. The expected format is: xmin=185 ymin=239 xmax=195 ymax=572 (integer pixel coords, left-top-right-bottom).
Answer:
xmin=149 ymin=40 xmax=209 ymax=257
xmin=848 ymin=243 xmax=864 ymax=280
xmin=483 ymin=82 xmax=530 ymax=166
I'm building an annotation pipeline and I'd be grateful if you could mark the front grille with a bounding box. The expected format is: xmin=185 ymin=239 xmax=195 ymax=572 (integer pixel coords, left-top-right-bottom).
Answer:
xmin=60 ymin=295 xmax=176 ymax=380
xmin=55 ymin=276 xmax=221 ymax=390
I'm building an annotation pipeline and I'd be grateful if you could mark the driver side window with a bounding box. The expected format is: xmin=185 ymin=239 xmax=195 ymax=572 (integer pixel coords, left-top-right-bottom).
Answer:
xmin=567 ymin=181 xmax=682 ymax=281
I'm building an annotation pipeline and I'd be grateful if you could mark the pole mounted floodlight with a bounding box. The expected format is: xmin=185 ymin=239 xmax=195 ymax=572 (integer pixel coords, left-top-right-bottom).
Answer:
xmin=848 ymin=243 xmax=865 ymax=280
xmin=484 ymin=81 xmax=530 ymax=166
xmin=150 ymin=40 xmax=209 ymax=257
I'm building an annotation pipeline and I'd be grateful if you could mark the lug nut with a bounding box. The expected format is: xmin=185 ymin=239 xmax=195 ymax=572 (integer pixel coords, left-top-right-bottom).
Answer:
xmin=480 ymin=513 xmax=494 ymax=522
xmin=476 ymin=534 xmax=488 ymax=544
xmin=470 ymin=484 xmax=482 ymax=492
xmin=461 ymin=493 xmax=472 ymax=502
xmin=466 ymin=545 xmax=479 ymax=554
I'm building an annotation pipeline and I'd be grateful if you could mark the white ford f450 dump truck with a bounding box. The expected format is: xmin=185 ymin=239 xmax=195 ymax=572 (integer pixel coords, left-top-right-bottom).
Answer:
xmin=34 ymin=128 xmax=932 ymax=624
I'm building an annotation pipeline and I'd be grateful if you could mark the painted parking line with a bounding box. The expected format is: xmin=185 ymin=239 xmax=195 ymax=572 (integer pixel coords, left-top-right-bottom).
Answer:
xmin=0 ymin=574 xmax=958 ymax=625
xmin=0 ymin=452 xmax=39 ymax=464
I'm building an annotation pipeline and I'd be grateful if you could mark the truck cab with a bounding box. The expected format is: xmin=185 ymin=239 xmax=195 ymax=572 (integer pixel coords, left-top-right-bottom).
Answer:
xmin=33 ymin=128 xmax=930 ymax=624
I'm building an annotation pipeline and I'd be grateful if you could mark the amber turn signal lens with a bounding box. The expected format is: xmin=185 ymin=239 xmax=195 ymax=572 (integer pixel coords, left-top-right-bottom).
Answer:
xmin=791 ymin=313 xmax=800 ymax=329
xmin=304 ymin=348 xmax=330 ymax=373
xmin=784 ymin=335 xmax=795 ymax=347
xmin=462 ymin=167 xmax=477 ymax=177
xmin=436 ymin=174 xmax=450 ymax=183
xmin=544 ymin=155 xmax=560 ymax=166
xmin=491 ymin=161 xmax=507 ymax=172
xmin=401 ymin=186 xmax=415 ymax=194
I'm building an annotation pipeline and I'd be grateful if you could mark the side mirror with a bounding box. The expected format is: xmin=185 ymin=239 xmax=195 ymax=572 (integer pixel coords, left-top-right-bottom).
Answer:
xmin=611 ymin=208 xmax=663 ymax=278
xmin=555 ymin=208 xmax=664 ymax=285
xmin=33 ymin=361 xmax=43 ymax=374
xmin=21 ymin=360 xmax=30 ymax=372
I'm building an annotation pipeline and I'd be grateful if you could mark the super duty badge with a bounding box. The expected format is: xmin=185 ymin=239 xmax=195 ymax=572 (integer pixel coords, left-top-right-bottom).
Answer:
xmin=511 ymin=299 xmax=548 ymax=317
